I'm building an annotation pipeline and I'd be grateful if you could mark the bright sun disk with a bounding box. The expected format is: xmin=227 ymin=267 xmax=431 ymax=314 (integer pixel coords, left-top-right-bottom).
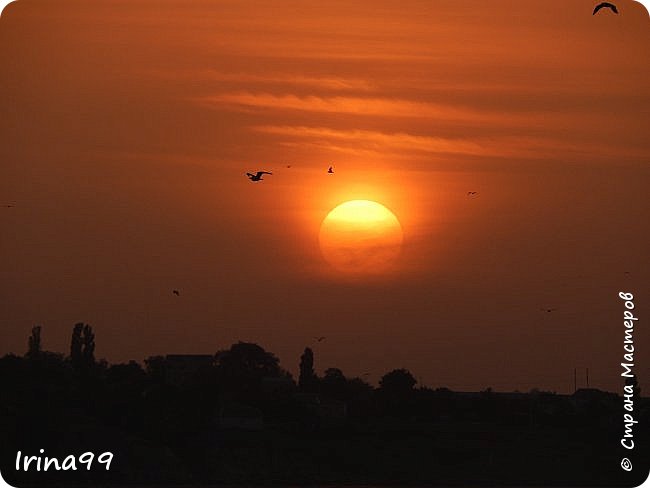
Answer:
xmin=319 ymin=200 xmax=403 ymax=275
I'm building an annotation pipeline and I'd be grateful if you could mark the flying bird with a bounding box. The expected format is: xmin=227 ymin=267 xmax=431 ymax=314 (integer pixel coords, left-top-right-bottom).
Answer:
xmin=540 ymin=308 xmax=556 ymax=313
xmin=172 ymin=290 xmax=180 ymax=296
xmin=467 ymin=191 xmax=478 ymax=196
xmin=4 ymin=204 xmax=14 ymax=208
xmin=593 ymin=2 xmax=618 ymax=14
xmin=328 ymin=166 xmax=334 ymax=174
xmin=246 ymin=171 xmax=272 ymax=182
xmin=315 ymin=336 xmax=326 ymax=342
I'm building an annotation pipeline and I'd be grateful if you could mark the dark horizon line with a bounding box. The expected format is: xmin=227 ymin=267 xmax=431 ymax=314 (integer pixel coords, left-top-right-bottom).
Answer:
xmin=5 ymin=345 xmax=638 ymax=399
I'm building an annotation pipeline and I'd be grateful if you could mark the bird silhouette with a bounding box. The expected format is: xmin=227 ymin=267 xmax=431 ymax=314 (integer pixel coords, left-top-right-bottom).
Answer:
xmin=467 ymin=191 xmax=478 ymax=196
xmin=540 ymin=308 xmax=556 ymax=313
xmin=246 ymin=171 xmax=272 ymax=182
xmin=315 ymin=336 xmax=326 ymax=342
xmin=328 ymin=166 xmax=334 ymax=174
xmin=172 ymin=290 xmax=180 ymax=296
xmin=4 ymin=204 xmax=14 ymax=208
xmin=286 ymin=164 xmax=292 ymax=168
xmin=593 ymin=2 xmax=618 ymax=14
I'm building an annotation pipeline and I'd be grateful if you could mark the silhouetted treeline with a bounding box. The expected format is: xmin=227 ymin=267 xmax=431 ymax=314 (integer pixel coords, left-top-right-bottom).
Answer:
xmin=0 ymin=325 xmax=648 ymax=486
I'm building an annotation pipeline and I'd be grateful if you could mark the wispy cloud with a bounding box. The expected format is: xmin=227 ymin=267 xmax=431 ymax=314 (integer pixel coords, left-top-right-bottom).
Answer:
xmin=187 ymin=70 xmax=375 ymax=91
xmin=253 ymin=125 xmax=649 ymax=163
xmin=197 ymin=92 xmax=537 ymax=126
xmin=255 ymin=125 xmax=493 ymax=157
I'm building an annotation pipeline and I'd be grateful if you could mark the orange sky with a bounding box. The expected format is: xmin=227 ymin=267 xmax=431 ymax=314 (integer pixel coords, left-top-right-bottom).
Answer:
xmin=1 ymin=0 xmax=649 ymax=393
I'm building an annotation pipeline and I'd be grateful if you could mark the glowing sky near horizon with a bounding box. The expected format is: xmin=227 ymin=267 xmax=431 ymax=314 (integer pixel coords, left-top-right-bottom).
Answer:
xmin=0 ymin=0 xmax=648 ymax=393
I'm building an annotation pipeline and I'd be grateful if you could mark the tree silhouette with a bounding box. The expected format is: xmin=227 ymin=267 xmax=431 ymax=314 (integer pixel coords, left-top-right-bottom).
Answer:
xmin=215 ymin=342 xmax=284 ymax=392
xmin=321 ymin=367 xmax=347 ymax=400
xmin=70 ymin=323 xmax=95 ymax=370
xmin=378 ymin=369 xmax=418 ymax=418
xmin=144 ymin=355 xmax=167 ymax=382
xmin=299 ymin=347 xmax=318 ymax=391
xmin=379 ymin=368 xmax=416 ymax=395
xmin=1 ymin=335 xmax=641 ymax=485
xmin=323 ymin=367 xmax=345 ymax=381
xmin=70 ymin=323 xmax=84 ymax=369
xmin=82 ymin=324 xmax=96 ymax=367
xmin=26 ymin=325 xmax=42 ymax=360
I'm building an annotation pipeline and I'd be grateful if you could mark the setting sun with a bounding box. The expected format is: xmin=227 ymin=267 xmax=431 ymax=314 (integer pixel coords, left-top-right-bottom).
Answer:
xmin=319 ymin=200 xmax=403 ymax=275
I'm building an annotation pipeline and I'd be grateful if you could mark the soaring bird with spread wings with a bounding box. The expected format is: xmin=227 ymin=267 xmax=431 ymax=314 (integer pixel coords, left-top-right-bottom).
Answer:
xmin=246 ymin=171 xmax=272 ymax=182
xmin=593 ymin=2 xmax=618 ymax=14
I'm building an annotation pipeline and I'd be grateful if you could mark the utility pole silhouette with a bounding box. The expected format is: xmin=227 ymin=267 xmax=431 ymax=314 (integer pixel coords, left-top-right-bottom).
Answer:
xmin=573 ymin=367 xmax=589 ymax=392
